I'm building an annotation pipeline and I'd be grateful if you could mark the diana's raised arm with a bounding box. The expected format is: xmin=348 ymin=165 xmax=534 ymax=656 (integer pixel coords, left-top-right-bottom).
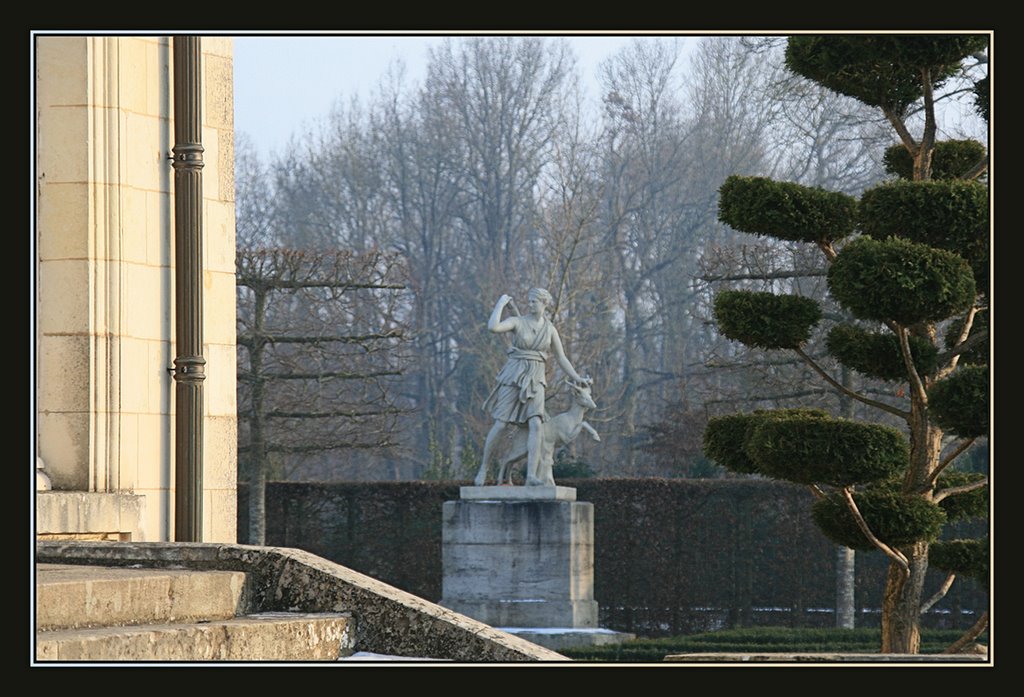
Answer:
xmin=488 ymin=294 xmax=518 ymax=333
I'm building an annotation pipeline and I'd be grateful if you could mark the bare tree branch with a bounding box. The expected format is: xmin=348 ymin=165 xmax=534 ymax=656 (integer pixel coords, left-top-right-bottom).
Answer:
xmin=793 ymin=346 xmax=911 ymax=418
xmin=238 ymin=369 xmax=402 ymax=382
xmin=926 ymin=437 xmax=978 ymax=488
xmin=919 ymin=573 xmax=956 ymax=614
xmin=933 ymin=476 xmax=988 ymax=503
xmin=700 ymin=269 xmax=827 ymax=282
xmin=896 ymin=326 xmax=928 ymax=404
xmin=942 ymin=611 xmax=989 ymax=654
xmin=962 ymin=155 xmax=989 ymax=181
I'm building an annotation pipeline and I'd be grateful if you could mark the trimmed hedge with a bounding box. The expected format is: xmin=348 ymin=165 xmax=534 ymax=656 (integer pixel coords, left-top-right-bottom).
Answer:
xmin=240 ymin=479 xmax=987 ymax=636
xmin=713 ymin=290 xmax=822 ymax=349
xmin=827 ymin=236 xmax=976 ymax=326
xmin=718 ymin=175 xmax=857 ymax=245
xmin=826 ymin=324 xmax=938 ymax=381
xmin=562 ymin=627 xmax=986 ymax=661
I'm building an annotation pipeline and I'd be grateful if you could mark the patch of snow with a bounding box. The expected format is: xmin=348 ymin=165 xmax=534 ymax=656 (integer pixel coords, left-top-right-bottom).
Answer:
xmin=339 ymin=652 xmax=450 ymax=661
xmin=498 ymin=627 xmax=620 ymax=635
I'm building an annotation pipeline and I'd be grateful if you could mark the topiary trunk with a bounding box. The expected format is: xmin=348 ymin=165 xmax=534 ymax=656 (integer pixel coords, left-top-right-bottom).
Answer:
xmin=880 ymin=396 xmax=944 ymax=653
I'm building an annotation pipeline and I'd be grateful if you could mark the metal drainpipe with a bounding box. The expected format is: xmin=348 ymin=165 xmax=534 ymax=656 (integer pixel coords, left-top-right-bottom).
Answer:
xmin=171 ymin=36 xmax=205 ymax=541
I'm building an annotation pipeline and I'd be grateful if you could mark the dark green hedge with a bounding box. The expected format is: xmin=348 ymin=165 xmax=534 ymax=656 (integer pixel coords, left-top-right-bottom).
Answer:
xmin=826 ymin=324 xmax=938 ymax=381
xmin=882 ymin=140 xmax=987 ymax=181
xmin=239 ymin=479 xmax=987 ymax=636
xmin=928 ymin=364 xmax=989 ymax=438
xmin=785 ymin=35 xmax=988 ymax=111
xmin=563 ymin=626 xmax=985 ymax=661
xmin=717 ymin=175 xmax=857 ymax=245
xmin=827 ymin=236 xmax=976 ymax=325
xmin=713 ymin=290 xmax=822 ymax=349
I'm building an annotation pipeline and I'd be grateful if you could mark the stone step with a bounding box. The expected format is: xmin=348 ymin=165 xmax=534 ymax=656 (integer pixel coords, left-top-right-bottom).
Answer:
xmin=36 ymin=564 xmax=246 ymax=631
xmin=35 ymin=563 xmax=354 ymax=661
xmin=36 ymin=612 xmax=354 ymax=661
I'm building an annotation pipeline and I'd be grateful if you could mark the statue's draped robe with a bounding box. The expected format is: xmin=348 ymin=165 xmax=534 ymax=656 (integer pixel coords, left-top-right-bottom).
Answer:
xmin=483 ymin=317 xmax=554 ymax=424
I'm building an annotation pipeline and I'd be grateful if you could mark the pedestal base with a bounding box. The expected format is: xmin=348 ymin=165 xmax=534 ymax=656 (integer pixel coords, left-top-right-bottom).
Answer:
xmin=443 ymin=599 xmax=598 ymax=629
xmin=440 ymin=494 xmax=596 ymax=629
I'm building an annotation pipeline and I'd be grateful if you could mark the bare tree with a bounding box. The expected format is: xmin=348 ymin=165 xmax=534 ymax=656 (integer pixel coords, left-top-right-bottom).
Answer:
xmin=236 ymin=248 xmax=410 ymax=543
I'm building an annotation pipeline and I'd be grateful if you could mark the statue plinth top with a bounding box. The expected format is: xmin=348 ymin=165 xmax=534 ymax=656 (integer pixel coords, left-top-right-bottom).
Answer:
xmin=460 ymin=485 xmax=577 ymax=502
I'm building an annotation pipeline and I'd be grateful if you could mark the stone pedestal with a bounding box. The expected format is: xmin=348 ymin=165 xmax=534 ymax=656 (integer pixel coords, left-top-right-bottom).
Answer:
xmin=440 ymin=486 xmax=597 ymax=629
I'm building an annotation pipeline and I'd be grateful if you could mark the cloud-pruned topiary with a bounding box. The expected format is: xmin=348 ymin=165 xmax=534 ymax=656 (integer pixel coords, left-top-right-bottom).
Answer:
xmin=944 ymin=309 xmax=988 ymax=366
xmin=785 ymin=35 xmax=988 ymax=113
xmin=928 ymin=364 xmax=989 ymax=438
xmin=702 ymin=409 xmax=829 ymax=476
xmin=973 ymin=76 xmax=989 ymax=123
xmin=812 ymin=485 xmax=947 ymax=551
xmin=826 ymin=324 xmax=938 ymax=381
xmin=713 ymin=290 xmax=822 ymax=350
xmin=827 ymin=237 xmax=976 ymax=326
xmin=930 ymin=537 xmax=988 ymax=583
xmin=935 ymin=471 xmax=988 ymax=522
xmin=746 ymin=415 xmax=908 ymax=487
xmin=718 ymin=175 xmax=857 ymax=245
xmin=883 ymin=140 xmax=987 ymax=182
xmin=859 ymin=179 xmax=988 ymax=289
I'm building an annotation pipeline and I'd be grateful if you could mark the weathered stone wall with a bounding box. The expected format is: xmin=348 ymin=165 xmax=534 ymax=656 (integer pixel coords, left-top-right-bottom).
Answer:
xmin=35 ymin=35 xmax=236 ymax=542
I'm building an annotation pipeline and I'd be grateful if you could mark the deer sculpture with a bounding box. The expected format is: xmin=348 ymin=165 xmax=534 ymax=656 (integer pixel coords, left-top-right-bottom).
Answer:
xmin=494 ymin=378 xmax=600 ymax=486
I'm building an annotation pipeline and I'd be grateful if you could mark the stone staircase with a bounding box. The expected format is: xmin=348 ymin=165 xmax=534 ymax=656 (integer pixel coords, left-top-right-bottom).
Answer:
xmin=35 ymin=563 xmax=353 ymax=661
xmin=34 ymin=541 xmax=570 ymax=663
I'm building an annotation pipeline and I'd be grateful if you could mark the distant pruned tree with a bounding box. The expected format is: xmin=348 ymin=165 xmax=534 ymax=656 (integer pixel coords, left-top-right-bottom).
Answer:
xmin=236 ymin=247 xmax=410 ymax=544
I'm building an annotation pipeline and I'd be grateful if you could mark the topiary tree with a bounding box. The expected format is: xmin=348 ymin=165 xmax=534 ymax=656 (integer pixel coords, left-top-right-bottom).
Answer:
xmin=704 ymin=34 xmax=989 ymax=654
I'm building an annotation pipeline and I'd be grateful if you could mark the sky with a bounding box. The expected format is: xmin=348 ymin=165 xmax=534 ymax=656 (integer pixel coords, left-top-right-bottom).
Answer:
xmin=232 ymin=33 xmax=698 ymax=158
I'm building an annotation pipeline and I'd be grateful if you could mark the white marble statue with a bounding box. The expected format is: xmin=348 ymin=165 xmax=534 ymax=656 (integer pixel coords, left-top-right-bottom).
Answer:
xmin=474 ymin=288 xmax=596 ymax=486
xmin=495 ymin=378 xmax=601 ymax=486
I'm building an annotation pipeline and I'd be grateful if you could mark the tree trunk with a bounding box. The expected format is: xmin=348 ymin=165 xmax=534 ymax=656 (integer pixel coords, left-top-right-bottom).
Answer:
xmin=835 ymin=545 xmax=856 ymax=629
xmin=835 ymin=367 xmax=856 ymax=629
xmin=249 ymin=465 xmax=267 ymax=546
xmin=246 ymin=288 xmax=267 ymax=546
xmin=881 ymin=540 xmax=928 ymax=653
xmin=880 ymin=396 xmax=943 ymax=652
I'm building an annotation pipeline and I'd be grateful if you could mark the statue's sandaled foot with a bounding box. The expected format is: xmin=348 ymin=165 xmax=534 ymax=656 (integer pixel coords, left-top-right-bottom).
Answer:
xmin=526 ymin=476 xmax=545 ymax=486
xmin=474 ymin=473 xmax=487 ymax=487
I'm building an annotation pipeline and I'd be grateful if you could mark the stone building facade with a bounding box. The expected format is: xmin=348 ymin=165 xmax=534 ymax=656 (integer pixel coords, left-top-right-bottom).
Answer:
xmin=34 ymin=35 xmax=237 ymax=542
